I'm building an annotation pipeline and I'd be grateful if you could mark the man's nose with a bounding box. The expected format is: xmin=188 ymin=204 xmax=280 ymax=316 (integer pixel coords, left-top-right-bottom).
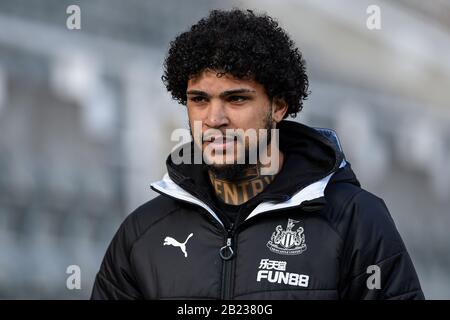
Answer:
xmin=204 ymin=100 xmax=228 ymax=128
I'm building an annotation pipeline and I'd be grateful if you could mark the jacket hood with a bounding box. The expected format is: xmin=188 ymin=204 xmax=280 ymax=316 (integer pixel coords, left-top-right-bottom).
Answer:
xmin=151 ymin=120 xmax=360 ymax=226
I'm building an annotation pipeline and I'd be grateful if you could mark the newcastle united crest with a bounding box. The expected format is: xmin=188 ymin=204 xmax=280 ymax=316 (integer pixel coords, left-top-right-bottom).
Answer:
xmin=267 ymin=219 xmax=307 ymax=255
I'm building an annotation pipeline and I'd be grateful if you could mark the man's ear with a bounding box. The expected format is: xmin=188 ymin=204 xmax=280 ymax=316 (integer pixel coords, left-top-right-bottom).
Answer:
xmin=272 ymin=97 xmax=288 ymax=123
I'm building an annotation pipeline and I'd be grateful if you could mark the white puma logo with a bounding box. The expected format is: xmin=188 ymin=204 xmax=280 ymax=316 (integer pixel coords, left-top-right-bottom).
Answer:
xmin=163 ymin=233 xmax=193 ymax=258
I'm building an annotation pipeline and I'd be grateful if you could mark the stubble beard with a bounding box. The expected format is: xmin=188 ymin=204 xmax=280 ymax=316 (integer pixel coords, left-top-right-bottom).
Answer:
xmin=189 ymin=111 xmax=273 ymax=181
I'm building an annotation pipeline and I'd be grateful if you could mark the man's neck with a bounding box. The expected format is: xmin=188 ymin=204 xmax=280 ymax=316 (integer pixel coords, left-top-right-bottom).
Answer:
xmin=208 ymin=152 xmax=284 ymax=205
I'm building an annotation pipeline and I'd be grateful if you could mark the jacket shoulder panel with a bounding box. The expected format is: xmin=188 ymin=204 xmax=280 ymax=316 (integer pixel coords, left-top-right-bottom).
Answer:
xmin=323 ymin=181 xmax=362 ymax=231
xmin=126 ymin=194 xmax=182 ymax=242
xmin=91 ymin=194 xmax=181 ymax=299
xmin=324 ymin=183 xmax=404 ymax=252
xmin=324 ymin=183 xmax=423 ymax=299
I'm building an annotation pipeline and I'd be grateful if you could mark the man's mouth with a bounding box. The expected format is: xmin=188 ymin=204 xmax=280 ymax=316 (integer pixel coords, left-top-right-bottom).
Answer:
xmin=203 ymin=135 xmax=237 ymax=150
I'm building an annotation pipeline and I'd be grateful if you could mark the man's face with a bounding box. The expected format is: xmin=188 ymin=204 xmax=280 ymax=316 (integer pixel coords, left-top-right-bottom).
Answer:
xmin=186 ymin=70 xmax=278 ymax=169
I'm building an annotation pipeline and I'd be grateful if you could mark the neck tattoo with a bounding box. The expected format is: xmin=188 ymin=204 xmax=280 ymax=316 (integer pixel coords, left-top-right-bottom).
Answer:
xmin=208 ymin=166 xmax=277 ymax=205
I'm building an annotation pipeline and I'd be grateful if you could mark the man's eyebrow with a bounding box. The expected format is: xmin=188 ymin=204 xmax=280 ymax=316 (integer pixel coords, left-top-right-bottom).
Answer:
xmin=186 ymin=88 xmax=256 ymax=98
xmin=186 ymin=90 xmax=209 ymax=96
xmin=219 ymin=89 xmax=256 ymax=97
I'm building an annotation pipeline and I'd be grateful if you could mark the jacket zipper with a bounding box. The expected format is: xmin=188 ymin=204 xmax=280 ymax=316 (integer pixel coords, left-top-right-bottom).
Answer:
xmin=166 ymin=172 xmax=240 ymax=300
xmin=220 ymin=223 xmax=236 ymax=300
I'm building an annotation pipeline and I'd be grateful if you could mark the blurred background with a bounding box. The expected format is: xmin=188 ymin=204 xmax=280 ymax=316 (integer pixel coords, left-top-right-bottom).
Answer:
xmin=0 ymin=0 xmax=449 ymax=299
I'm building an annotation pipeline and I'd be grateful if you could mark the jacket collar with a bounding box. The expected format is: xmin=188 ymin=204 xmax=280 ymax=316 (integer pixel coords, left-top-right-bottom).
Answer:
xmin=151 ymin=158 xmax=346 ymax=227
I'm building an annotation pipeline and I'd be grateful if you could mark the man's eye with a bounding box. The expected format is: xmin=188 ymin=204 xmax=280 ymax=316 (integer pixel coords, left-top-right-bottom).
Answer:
xmin=228 ymin=96 xmax=248 ymax=103
xmin=190 ymin=96 xmax=207 ymax=103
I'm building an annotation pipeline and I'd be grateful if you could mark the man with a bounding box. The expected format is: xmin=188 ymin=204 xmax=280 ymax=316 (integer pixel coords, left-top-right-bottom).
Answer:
xmin=91 ymin=9 xmax=424 ymax=300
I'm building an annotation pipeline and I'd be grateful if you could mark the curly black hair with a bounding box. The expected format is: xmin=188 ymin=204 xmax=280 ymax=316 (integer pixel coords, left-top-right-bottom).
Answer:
xmin=162 ymin=8 xmax=309 ymax=119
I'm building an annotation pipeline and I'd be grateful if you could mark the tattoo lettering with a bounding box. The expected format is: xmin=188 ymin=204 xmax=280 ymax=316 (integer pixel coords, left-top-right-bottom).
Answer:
xmin=208 ymin=168 xmax=276 ymax=205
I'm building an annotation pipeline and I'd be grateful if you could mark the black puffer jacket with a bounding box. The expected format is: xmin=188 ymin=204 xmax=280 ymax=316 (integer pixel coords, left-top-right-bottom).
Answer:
xmin=91 ymin=120 xmax=424 ymax=300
